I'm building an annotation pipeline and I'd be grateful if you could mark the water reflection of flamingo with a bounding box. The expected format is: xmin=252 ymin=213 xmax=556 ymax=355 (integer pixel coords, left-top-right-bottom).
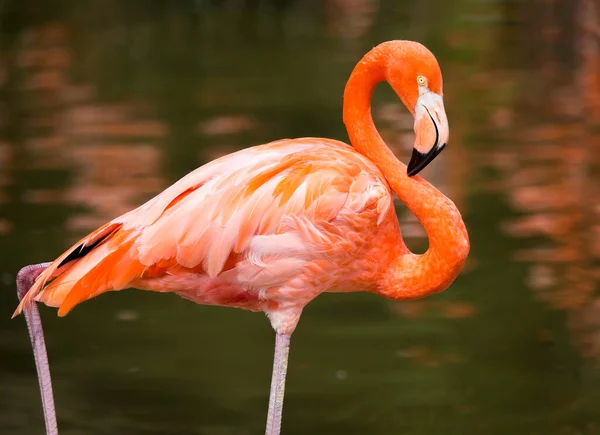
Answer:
xmin=14 ymin=41 xmax=469 ymax=435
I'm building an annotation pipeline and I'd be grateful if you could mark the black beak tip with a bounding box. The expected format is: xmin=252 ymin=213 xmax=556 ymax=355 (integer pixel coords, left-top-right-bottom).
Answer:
xmin=406 ymin=149 xmax=426 ymax=177
xmin=406 ymin=144 xmax=447 ymax=177
xmin=407 ymin=149 xmax=428 ymax=177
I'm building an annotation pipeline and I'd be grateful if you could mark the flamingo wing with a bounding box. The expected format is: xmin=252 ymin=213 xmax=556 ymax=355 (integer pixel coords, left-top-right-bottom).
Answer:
xmin=14 ymin=138 xmax=391 ymax=317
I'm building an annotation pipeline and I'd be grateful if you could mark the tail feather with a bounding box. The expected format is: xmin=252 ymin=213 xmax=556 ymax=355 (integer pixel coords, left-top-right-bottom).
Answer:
xmin=56 ymin=230 xmax=143 ymax=316
xmin=12 ymin=222 xmax=124 ymax=318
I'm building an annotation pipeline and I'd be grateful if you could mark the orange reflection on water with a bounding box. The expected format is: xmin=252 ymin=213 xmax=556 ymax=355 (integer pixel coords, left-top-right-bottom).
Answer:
xmin=392 ymin=300 xmax=478 ymax=320
xmin=481 ymin=0 xmax=600 ymax=361
xmin=397 ymin=345 xmax=463 ymax=367
xmin=325 ymin=0 xmax=378 ymax=40
xmin=6 ymin=23 xmax=167 ymax=241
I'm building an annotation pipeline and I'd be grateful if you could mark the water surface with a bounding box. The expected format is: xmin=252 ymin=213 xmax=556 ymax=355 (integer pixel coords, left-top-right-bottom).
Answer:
xmin=1 ymin=1 xmax=600 ymax=434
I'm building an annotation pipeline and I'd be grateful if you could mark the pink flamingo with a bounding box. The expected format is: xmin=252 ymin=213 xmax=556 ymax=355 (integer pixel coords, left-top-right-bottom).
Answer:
xmin=14 ymin=40 xmax=469 ymax=435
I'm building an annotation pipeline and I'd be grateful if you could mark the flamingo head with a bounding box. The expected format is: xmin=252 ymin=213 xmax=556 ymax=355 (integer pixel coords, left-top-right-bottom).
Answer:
xmin=385 ymin=41 xmax=449 ymax=176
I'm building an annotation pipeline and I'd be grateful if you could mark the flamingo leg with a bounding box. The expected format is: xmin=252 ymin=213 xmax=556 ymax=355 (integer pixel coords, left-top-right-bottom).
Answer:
xmin=265 ymin=332 xmax=291 ymax=435
xmin=16 ymin=262 xmax=58 ymax=435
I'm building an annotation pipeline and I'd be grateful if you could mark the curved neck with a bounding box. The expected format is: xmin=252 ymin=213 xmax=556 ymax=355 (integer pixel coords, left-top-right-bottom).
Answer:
xmin=343 ymin=45 xmax=469 ymax=300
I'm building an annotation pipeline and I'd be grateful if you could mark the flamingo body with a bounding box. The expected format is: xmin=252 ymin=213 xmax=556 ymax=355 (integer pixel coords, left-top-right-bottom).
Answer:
xmin=16 ymin=138 xmax=404 ymax=332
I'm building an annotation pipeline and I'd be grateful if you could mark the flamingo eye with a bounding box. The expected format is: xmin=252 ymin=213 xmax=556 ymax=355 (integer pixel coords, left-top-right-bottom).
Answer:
xmin=417 ymin=75 xmax=427 ymax=86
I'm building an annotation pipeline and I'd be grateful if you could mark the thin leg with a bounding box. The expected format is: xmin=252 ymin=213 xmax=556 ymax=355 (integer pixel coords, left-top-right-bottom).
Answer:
xmin=16 ymin=262 xmax=58 ymax=435
xmin=265 ymin=332 xmax=291 ymax=435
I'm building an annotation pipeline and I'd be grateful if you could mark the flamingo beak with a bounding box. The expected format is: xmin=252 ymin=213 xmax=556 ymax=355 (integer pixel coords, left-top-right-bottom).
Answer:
xmin=407 ymin=92 xmax=449 ymax=177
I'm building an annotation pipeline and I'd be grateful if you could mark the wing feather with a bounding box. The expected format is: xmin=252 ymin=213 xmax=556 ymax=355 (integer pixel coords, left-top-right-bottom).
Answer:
xmin=14 ymin=138 xmax=392 ymax=317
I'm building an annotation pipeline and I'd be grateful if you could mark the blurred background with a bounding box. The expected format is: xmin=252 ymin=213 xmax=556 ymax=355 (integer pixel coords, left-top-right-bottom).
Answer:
xmin=1 ymin=0 xmax=600 ymax=434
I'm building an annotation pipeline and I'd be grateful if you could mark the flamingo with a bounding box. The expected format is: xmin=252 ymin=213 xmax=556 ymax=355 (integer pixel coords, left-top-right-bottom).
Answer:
xmin=13 ymin=40 xmax=469 ymax=435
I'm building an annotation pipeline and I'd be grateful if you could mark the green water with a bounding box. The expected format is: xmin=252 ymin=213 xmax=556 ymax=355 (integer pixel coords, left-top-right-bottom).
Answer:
xmin=2 ymin=1 xmax=600 ymax=434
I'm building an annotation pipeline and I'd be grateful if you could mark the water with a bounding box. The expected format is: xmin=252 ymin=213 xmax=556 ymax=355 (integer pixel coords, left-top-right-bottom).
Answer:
xmin=1 ymin=1 xmax=600 ymax=434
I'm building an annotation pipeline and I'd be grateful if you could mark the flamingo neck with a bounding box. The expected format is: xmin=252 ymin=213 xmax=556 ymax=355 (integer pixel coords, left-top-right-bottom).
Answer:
xmin=342 ymin=44 xmax=470 ymax=300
